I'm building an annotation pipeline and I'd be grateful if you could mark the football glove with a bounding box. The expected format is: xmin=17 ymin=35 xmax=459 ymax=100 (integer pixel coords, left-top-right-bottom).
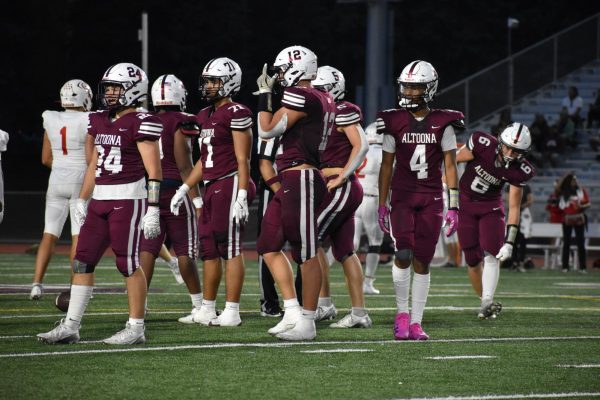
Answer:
xmin=444 ymin=209 xmax=459 ymax=237
xmin=170 ymin=183 xmax=190 ymax=216
xmin=74 ymin=198 xmax=88 ymax=226
xmin=233 ymin=189 xmax=249 ymax=224
xmin=253 ymin=63 xmax=277 ymax=95
xmin=0 ymin=129 xmax=9 ymax=152
xmin=377 ymin=205 xmax=390 ymax=234
xmin=496 ymin=242 xmax=513 ymax=262
xmin=141 ymin=206 xmax=161 ymax=239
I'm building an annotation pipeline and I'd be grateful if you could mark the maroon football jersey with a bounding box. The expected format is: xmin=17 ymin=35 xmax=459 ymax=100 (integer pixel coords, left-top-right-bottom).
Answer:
xmin=197 ymin=102 xmax=253 ymax=181
xmin=154 ymin=111 xmax=199 ymax=181
xmin=276 ymin=86 xmax=336 ymax=171
xmin=460 ymin=131 xmax=536 ymax=201
xmin=376 ymin=108 xmax=464 ymax=193
xmin=88 ymin=110 xmax=162 ymax=185
xmin=320 ymin=100 xmax=363 ymax=168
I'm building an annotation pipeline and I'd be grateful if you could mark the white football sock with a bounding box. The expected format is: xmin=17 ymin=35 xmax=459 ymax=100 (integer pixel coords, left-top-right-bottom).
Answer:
xmin=65 ymin=284 xmax=93 ymax=330
xmin=283 ymin=298 xmax=300 ymax=309
xmin=351 ymin=307 xmax=368 ymax=317
xmin=482 ymin=255 xmax=500 ymax=303
xmin=301 ymin=309 xmax=316 ymax=320
xmin=365 ymin=253 xmax=379 ymax=278
xmin=392 ymin=265 xmax=410 ymax=313
xmin=190 ymin=293 xmax=203 ymax=309
xmin=202 ymin=299 xmax=216 ymax=311
xmin=318 ymin=297 xmax=332 ymax=307
xmin=128 ymin=318 xmax=144 ymax=327
xmin=224 ymin=302 xmax=239 ymax=312
xmin=411 ymin=272 xmax=430 ymax=324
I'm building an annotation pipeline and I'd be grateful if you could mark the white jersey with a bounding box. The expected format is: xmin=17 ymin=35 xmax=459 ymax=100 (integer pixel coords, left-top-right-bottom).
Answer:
xmin=42 ymin=110 xmax=89 ymax=184
xmin=356 ymin=144 xmax=382 ymax=196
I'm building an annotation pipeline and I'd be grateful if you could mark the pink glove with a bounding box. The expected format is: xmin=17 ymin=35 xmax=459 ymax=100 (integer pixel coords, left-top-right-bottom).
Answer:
xmin=445 ymin=209 xmax=458 ymax=237
xmin=378 ymin=205 xmax=390 ymax=234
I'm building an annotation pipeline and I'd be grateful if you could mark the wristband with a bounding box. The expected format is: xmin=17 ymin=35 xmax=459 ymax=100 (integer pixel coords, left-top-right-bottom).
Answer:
xmin=192 ymin=197 xmax=203 ymax=209
xmin=265 ymin=176 xmax=280 ymax=186
xmin=147 ymin=179 xmax=161 ymax=207
xmin=505 ymin=224 xmax=518 ymax=244
xmin=448 ymin=187 xmax=459 ymax=210
xmin=257 ymin=92 xmax=273 ymax=113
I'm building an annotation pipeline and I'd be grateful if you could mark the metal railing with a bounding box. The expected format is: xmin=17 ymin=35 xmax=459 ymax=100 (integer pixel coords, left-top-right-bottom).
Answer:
xmin=435 ymin=13 xmax=600 ymax=128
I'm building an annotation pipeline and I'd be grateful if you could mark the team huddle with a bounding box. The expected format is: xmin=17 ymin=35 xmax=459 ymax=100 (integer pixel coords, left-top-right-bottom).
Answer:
xmin=33 ymin=45 xmax=535 ymax=345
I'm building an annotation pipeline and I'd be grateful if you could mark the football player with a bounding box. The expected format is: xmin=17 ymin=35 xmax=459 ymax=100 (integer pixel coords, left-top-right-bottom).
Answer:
xmin=312 ymin=66 xmax=371 ymax=328
xmin=139 ymin=74 xmax=204 ymax=322
xmin=456 ymin=123 xmax=535 ymax=319
xmin=0 ymin=128 xmax=8 ymax=224
xmin=255 ymin=45 xmax=335 ymax=341
xmin=377 ymin=60 xmax=463 ymax=340
xmin=37 ymin=62 xmax=162 ymax=345
xmin=171 ymin=58 xmax=255 ymax=327
xmin=353 ymin=122 xmax=384 ymax=295
xmin=30 ymin=80 xmax=93 ymax=300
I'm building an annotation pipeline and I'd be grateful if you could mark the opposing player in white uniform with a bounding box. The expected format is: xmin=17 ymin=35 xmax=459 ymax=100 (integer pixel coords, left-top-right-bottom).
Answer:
xmin=0 ymin=129 xmax=8 ymax=225
xmin=30 ymin=80 xmax=93 ymax=300
xmin=353 ymin=123 xmax=384 ymax=294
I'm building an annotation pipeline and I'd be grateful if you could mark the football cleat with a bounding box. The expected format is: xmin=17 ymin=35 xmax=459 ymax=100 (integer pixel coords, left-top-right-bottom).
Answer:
xmin=168 ymin=258 xmax=184 ymax=284
xmin=408 ymin=323 xmax=429 ymax=340
xmin=478 ymin=301 xmax=503 ymax=320
xmin=275 ymin=317 xmax=316 ymax=341
xmin=208 ymin=309 xmax=242 ymax=327
xmin=192 ymin=307 xmax=218 ymax=326
xmin=268 ymin=306 xmax=301 ymax=336
xmin=330 ymin=313 xmax=372 ymax=329
xmin=315 ymin=304 xmax=338 ymax=322
xmin=37 ymin=319 xmax=79 ymax=344
xmin=260 ymin=303 xmax=283 ymax=318
xmin=30 ymin=283 xmax=43 ymax=300
xmin=363 ymin=280 xmax=380 ymax=295
xmin=178 ymin=307 xmax=202 ymax=324
xmin=393 ymin=312 xmax=410 ymax=340
xmin=103 ymin=322 xmax=145 ymax=345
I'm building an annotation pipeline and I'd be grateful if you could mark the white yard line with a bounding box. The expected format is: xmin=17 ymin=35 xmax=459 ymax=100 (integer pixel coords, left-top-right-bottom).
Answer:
xmin=301 ymin=349 xmax=373 ymax=353
xmin=392 ymin=393 xmax=600 ymax=400
xmin=0 ymin=335 xmax=32 ymax=339
xmin=2 ymin=336 xmax=599 ymax=358
xmin=425 ymin=355 xmax=496 ymax=360
xmin=557 ymin=364 xmax=600 ymax=368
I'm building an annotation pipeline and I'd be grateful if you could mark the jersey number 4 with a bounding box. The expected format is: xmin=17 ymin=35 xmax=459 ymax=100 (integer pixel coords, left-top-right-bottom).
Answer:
xmin=410 ymin=144 xmax=429 ymax=179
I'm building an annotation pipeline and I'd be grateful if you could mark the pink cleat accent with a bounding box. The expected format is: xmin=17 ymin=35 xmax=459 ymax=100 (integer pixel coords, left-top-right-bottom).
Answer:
xmin=409 ymin=323 xmax=429 ymax=340
xmin=393 ymin=312 xmax=410 ymax=340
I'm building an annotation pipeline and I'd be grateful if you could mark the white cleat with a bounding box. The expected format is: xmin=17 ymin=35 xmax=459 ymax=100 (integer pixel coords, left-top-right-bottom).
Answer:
xmin=276 ymin=317 xmax=316 ymax=341
xmin=103 ymin=322 xmax=145 ymax=345
xmin=37 ymin=319 xmax=79 ymax=344
xmin=315 ymin=304 xmax=338 ymax=322
xmin=30 ymin=283 xmax=43 ymax=300
xmin=192 ymin=307 xmax=218 ymax=326
xmin=168 ymin=258 xmax=184 ymax=284
xmin=363 ymin=280 xmax=380 ymax=295
xmin=209 ymin=309 xmax=242 ymax=327
xmin=178 ymin=307 xmax=202 ymax=324
xmin=330 ymin=313 xmax=372 ymax=328
xmin=268 ymin=307 xmax=302 ymax=336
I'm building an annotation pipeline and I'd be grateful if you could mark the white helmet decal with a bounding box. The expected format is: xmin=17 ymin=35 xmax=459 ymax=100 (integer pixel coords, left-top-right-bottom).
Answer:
xmin=60 ymin=79 xmax=93 ymax=111
xmin=151 ymin=74 xmax=187 ymax=111
xmin=313 ymin=66 xmax=346 ymax=101
xmin=273 ymin=45 xmax=318 ymax=87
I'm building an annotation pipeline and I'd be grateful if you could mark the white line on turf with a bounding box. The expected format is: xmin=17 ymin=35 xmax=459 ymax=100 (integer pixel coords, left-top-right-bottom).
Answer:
xmin=391 ymin=393 xmax=600 ymax=400
xmin=557 ymin=364 xmax=600 ymax=368
xmin=0 ymin=335 xmax=32 ymax=339
xmin=425 ymin=355 xmax=496 ymax=360
xmin=301 ymin=349 xmax=373 ymax=353
xmin=2 ymin=336 xmax=599 ymax=358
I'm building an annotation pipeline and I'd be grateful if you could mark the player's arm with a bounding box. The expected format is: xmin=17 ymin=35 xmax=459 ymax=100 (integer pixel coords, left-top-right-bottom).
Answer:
xmin=456 ymin=143 xmax=474 ymax=163
xmin=232 ymin=128 xmax=252 ymax=192
xmin=443 ymin=149 xmax=459 ymax=193
xmin=257 ymin=107 xmax=305 ymax=139
xmin=507 ymin=185 xmax=523 ymax=226
xmin=137 ymin=140 xmax=162 ymax=182
xmin=259 ymin=158 xmax=281 ymax=193
xmin=173 ymin=129 xmax=200 ymax=201
xmin=378 ymin=150 xmax=394 ymax=206
xmin=78 ymin=135 xmax=97 ymax=200
xmin=327 ymin=123 xmax=369 ymax=191
xmin=41 ymin=131 xmax=52 ymax=168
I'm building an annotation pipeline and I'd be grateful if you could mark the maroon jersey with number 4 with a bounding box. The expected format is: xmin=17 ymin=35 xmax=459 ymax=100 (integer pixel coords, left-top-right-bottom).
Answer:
xmin=88 ymin=110 xmax=162 ymax=185
xmin=154 ymin=111 xmax=199 ymax=181
xmin=320 ymin=100 xmax=363 ymax=168
xmin=197 ymin=102 xmax=253 ymax=181
xmin=376 ymin=108 xmax=464 ymax=193
xmin=460 ymin=131 xmax=536 ymax=201
xmin=276 ymin=86 xmax=336 ymax=171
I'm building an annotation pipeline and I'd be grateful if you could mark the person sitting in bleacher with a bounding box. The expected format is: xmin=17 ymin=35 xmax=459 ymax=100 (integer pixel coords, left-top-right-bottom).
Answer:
xmin=529 ymin=113 xmax=560 ymax=168
xmin=555 ymin=109 xmax=576 ymax=149
xmin=561 ymin=86 xmax=584 ymax=128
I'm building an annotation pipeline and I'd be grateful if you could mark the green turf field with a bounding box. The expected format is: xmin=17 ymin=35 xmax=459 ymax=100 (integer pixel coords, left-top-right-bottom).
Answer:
xmin=1 ymin=253 xmax=599 ymax=400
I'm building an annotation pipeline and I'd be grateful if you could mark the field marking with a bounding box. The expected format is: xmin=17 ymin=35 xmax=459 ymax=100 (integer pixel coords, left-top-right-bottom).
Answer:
xmin=0 ymin=335 xmax=32 ymax=339
xmin=555 ymin=282 xmax=600 ymax=288
xmin=557 ymin=364 xmax=600 ymax=368
xmin=392 ymin=392 xmax=600 ymax=400
xmin=1 ymin=336 xmax=599 ymax=358
xmin=301 ymin=349 xmax=373 ymax=353
xmin=425 ymin=355 xmax=496 ymax=360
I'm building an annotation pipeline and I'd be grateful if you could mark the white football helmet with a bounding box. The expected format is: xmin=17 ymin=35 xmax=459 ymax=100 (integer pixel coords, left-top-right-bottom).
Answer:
xmin=273 ymin=45 xmax=318 ymax=87
xmin=365 ymin=122 xmax=383 ymax=145
xmin=200 ymin=57 xmax=242 ymax=101
xmin=151 ymin=74 xmax=187 ymax=111
xmin=313 ymin=66 xmax=346 ymax=101
xmin=498 ymin=122 xmax=532 ymax=167
xmin=60 ymin=79 xmax=93 ymax=111
xmin=397 ymin=60 xmax=438 ymax=110
xmin=98 ymin=62 xmax=148 ymax=109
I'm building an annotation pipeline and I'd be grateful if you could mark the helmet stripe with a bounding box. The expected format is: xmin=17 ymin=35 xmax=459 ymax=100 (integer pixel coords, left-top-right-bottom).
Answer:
xmin=160 ymin=75 xmax=168 ymax=100
xmin=513 ymin=123 xmax=523 ymax=144
xmin=407 ymin=60 xmax=421 ymax=78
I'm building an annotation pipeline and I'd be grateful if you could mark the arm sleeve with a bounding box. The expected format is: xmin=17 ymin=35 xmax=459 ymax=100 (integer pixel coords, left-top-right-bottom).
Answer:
xmin=441 ymin=125 xmax=457 ymax=152
xmin=383 ymin=134 xmax=395 ymax=153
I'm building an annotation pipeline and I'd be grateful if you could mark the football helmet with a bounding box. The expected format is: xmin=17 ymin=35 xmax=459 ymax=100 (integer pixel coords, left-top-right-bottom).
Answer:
xmin=497 ymin=122 xmax=532 ymax=167
xmin=60 ymin=79 xmax=93 ymax=111
xmin=151 ymin=74 xmax=187 ymax=111
xmin=273 ymin=45 xmax=318 ymax=87
xmin=313 ymin=66 xmax=345 ymax=101
xmin=200 ymin=57 xmax=242 ymax=101
xmin=98 ymin=63 xmax=148 ymax=109
xmin=397 ymin=60 xmax=438 ymax=111
xmin=365 ymin=122 xmax=383 ymax=144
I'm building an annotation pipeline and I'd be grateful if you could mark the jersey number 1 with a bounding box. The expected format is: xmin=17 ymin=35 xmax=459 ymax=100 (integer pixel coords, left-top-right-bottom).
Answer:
xmin=60 ymin=126 xmax=68 ymax=155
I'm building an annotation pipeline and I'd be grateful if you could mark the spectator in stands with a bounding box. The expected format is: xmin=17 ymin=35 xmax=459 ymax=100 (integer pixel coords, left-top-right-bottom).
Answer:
xmin=555 ymin=109 xmax=576 ymax=149
xmin=529 ymin=113 xmax=560 ymax=167
xmin=561 ymin=86 xmax=583 ymax=128
xmin=586 ymin=89 xmax=600 ymax=129
xmin=511 ymin=183 xmax=534 ymax=271
xmin=492 ymin=108 xmax=512 ymax=136
xmin=557 ymin=172 xmax=590 ymax=273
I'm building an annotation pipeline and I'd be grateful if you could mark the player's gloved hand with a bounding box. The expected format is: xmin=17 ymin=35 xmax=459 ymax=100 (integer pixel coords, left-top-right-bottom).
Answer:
xmin=0 ymin=129 xmax=9 ymax=152
xmin=378 ymin=205 xmax=390 ymax=234
xmin=141 ymin=206 xmax=161 ymax=239
xmin=496 ymin=242 xmax=513 ymax=262
xmin=444 ymin=209 xmax=459 ymax=237
xmin=253 ymin=63 xmax=278 ymax=95
xmin=170 ymin=183 xmax=190 ymax=216
xmin=233 ymin=189 xmax=249 ymax=224
xmin=74 ymin=198 xmax=88 ymax=226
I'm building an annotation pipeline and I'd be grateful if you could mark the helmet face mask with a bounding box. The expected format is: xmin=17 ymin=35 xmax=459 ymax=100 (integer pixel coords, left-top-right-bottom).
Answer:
xmin=313 ymin=66 xmax=345 ymax=101
xmin=98 ymin=63 xmax=148 ymax=110
xmin=497 ymin=122 xmax=532 ymax=168
xmin=273 ymin=45 xmax=318 ymax=88
xmin=200 ymin=57 xmax=242 ymax=102
xmin=151 ymin=74 xmax=187 ymax=111
xmin=60 ymin=79 xmax=93 ymax=111
xmin=397 ymin=60 xmax=438 ymax=111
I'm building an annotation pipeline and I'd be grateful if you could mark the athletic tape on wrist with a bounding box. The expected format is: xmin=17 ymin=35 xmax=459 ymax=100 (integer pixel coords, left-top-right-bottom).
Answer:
xmin=147 ymin=179 xmax=161 ymax=206
xmin=448 ymin=188 xmax=459 ymax=209
xmin=257 ymin=92 xmax=273 ymax=113
xmin=505 ymin=224 xmax=518 ymax=244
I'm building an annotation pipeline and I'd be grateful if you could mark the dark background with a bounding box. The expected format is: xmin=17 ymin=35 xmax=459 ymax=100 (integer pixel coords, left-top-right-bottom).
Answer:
xmin=1 ymin=0 xmax=599 ymax=192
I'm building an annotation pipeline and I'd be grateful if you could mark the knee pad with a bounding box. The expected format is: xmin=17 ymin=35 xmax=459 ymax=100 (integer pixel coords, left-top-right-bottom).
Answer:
xmin=72 ymin=259 xmax=96 ymax=274
xmin=395 ymin=249 xmax=413 ymax=263
xmin=368 ymin=245 xmax=381 ymax=254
